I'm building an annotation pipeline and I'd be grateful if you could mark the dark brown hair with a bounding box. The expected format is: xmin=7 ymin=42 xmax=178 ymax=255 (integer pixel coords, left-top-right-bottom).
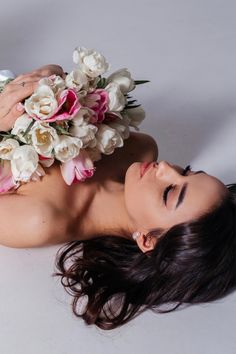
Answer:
xmin=53 ymin=183 xmax=236 ymax=330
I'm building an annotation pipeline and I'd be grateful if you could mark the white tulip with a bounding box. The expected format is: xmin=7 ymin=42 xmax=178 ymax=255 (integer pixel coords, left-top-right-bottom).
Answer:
xmin=72 ymin=108 xmax=94 ymax=126
xmin=11 ymin=145 xmax=39 ymax=182
xmin=11 ymin=113 xmax=33 ymax=144
xmin=73 ymin=46 xmax=110 ymax=78
xmin=38 ymin=75 xmax=66 ymax=96
xmin=122 ymin=106 xmax=145 ymax=131
xmin=54 ymin=135 xmax=83 ymax=163
xmin=0 ymin=138 xmax=20 ymax=160
xmin=105 ymin=82 xmax=127 ymax=112
xmin=108 ymin=115 xmax=130 ymax=140
xmin=65 ymin=69 xmax=89 ymax=92
xmin=95 ymin=124 xmax=123 ymax=155
xmin=106 ymin=68 xmax=135 ymax=94
xmin=69 ymin=123 xmax=98 ymax=148
xmin=28 ymin=121 xmax=59 ymax=158
xmin=24 ymin=84 xmax=58 ymax=120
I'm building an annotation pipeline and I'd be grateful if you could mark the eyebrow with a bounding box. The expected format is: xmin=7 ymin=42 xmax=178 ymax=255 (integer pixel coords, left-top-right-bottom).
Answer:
xmin=175 ymin=170 xmax=206 ymax=209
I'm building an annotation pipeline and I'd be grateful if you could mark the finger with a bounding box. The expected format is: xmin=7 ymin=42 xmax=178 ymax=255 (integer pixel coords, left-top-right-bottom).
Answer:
xmin=11 ymin=73 xmax=44 ymax=84
xmin=0 ymin=81 xmax=39 ymax=117
xmin=0 ymin=102 xmax=26 ymax=132
xmin=37 ymin=64 xmax=64 ymax=77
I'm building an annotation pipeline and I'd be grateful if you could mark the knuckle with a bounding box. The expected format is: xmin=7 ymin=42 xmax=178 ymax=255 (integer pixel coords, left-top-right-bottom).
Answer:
xmin=41 ymin=64 xmax=63 ymax=76
xmin=26 ymin=81 xmax=35 ymax=92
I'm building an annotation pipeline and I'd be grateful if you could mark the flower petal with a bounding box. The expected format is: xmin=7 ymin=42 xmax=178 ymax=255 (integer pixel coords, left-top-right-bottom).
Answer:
xmin=60 ymin=160 xmax=76 ymax=185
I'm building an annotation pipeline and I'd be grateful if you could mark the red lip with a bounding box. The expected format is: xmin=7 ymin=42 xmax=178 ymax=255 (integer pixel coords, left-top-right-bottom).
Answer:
xmin=140 ymin=162 xmax=153 ymax=177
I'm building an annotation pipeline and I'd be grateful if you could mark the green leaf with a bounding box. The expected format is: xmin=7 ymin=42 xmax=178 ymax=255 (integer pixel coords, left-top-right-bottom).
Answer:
xmin=97 ymin=77 xmax=107 ymax=89
xmin=22 ymin=120 xmax=35 ymax=137
xmin=134 ymin=80 xmax=150 ymax=85
xmin=125 ymin=104 xmax=141 ymax=109
xmin=55 ymin=125 xmax=71 ymax=135
xmin=0 ymin=132 xmax=16 ymax=138
xmin=127 ymin=99 xmax=137 ymax=105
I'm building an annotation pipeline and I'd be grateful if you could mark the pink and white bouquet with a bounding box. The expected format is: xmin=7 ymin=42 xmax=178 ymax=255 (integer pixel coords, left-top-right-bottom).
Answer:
xmin=0 ymin=46 xmax=149 ymax=193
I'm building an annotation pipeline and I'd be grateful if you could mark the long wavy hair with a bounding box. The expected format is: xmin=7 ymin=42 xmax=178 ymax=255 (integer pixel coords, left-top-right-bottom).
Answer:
xmin=53 ymin=183 xmax=236 ymax=330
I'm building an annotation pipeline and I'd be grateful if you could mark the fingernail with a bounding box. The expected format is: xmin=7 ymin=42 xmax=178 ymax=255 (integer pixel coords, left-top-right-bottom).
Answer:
xmin=16 ymin=102 xmax=24 ymax=112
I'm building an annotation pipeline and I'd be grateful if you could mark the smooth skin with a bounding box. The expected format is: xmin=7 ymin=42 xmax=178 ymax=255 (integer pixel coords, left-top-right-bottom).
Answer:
xmin=0 ymin=66 xmax=229 ymax=250
xmin=123 ymin=161 xmax=229 ymax=252
xmin=0 ymin=64 xmax=64 ymax=131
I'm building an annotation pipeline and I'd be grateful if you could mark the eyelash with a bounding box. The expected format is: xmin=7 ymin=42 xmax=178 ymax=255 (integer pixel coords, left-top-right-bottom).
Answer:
xmin=162 ymin=165 xmax=192 ymax=203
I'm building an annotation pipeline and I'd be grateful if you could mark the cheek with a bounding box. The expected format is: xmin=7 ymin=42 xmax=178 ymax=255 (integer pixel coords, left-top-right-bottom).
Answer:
xmin=124 ymin=162 xmax=168 ymax=227
xmin=124 ymin=171 xmax=155 ymax=223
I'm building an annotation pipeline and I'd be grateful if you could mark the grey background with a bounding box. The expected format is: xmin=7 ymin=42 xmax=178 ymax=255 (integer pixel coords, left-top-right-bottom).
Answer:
xmin=0 ymin=0 xmax=236 ymax=353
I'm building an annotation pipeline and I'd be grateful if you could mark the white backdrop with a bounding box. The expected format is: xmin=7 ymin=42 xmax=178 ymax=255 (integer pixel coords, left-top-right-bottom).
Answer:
xmin=0 ymin=0 xmax=236 ymax=353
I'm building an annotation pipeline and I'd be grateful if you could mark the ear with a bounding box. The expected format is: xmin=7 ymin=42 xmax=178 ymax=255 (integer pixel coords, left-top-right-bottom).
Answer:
xmin=136 ymin=233 xmax=157 ymax=253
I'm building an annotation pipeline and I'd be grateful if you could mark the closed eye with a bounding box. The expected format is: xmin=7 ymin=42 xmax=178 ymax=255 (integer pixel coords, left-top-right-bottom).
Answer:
xmin=163 ymin=165 xmax=191 ymax=204
xmin=175 ymin=169 xmax=207 ymax=209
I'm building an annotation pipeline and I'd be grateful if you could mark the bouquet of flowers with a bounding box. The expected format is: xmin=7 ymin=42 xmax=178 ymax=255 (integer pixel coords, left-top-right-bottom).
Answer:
xmin=0 ymin=46 xmax=149 ymax=193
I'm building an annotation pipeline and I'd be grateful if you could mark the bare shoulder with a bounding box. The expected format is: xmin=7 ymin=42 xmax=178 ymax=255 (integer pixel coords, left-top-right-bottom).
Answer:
xmin=0 ymin=193 xmax=68 ymax=248
xmin=117 ymin=131 xmax=159 ymax=163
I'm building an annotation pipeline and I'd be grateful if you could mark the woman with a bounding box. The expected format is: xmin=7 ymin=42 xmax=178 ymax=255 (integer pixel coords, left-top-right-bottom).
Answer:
xmin=1 ymin=67 xmax=236 ymax=330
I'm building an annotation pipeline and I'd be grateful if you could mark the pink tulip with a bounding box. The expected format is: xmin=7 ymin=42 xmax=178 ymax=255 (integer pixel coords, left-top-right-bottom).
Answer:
xmin=38 ymin=155 xmax=55 ymax=168
xmin=84 ymin=89 xmax=109 ymax=124
xmin=44 ymin=89 xmax=82 ymax=122
xmin=0 ymin=160 xmax=17 ymax=193
xmin=60 ymin=149 xmax=96 ymax=185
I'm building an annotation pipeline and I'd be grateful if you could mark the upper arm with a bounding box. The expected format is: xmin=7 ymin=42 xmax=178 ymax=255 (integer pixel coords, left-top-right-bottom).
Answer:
xmin=0 ymin=194 xmax=55 ymax=248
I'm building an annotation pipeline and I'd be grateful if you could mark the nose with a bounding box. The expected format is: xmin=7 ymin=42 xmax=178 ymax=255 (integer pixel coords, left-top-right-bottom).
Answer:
xmin=156 ymin=160 xmax=181 ymax=178
xmin=158 ymin=160 xmax=172 ymax=170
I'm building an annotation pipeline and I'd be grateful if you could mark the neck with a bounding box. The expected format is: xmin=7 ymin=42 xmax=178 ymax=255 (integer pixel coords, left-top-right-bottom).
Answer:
xmin=78 ymin=179 xmax=135 ymax=241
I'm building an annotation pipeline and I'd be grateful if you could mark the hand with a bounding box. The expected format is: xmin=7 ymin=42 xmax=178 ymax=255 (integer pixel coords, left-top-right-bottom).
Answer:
xmin=0 ymin=64 xmax=64 ymax=132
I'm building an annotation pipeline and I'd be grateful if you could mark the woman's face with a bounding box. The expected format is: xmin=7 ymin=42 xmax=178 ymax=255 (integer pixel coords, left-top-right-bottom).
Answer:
xmin=124 ymin=160 xmax=229 ymax=233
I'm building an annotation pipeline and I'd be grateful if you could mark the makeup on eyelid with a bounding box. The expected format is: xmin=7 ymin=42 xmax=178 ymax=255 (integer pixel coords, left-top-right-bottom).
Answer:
xmin=163 ymin=165 xmax=192 ymax=204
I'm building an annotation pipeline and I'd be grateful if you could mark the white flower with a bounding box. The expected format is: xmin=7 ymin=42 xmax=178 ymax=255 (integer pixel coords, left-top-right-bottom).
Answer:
xmin=11 ymin=145 xmax=39 ymax=182
xmin=122 ymin=107 xmax=145 ymax=131
xmin=87 ymin=76 xmax=101 ymax=93
xmin=95 ymin=124 xmax=124 ymax=155
xmin=108 ymin=115 xmax=130 ymax=140
xmin=11 ymin=113 xmax=33 ymax=144
xmin=38 ymin=75 xmax=66 ymax=96
xmin=72 ymin=108 xmax=95 ymax=126
xmin=24 ymin=84 xmax=58 ymax=120
xmin=73 ymin=46 xmax=110 ymax=78
xmin=106 ymin=68 xmax=135 ymax=94
xmin=65 ymin=69 xmax=89 ymax=92
xmin=28 ymin=121 xmax=59 ymax=158
xmin=39 ymin=157 xmax=55 ymax=168
xmin=54 ymin=135 xmax=83 ymax=163
xmin=105 ymin=82 xmax=127 ymax=112
xmin=0 ymin=138 xmax=20 ymax=160
xmin=69 ymin=123 xmax=98 ymax=148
